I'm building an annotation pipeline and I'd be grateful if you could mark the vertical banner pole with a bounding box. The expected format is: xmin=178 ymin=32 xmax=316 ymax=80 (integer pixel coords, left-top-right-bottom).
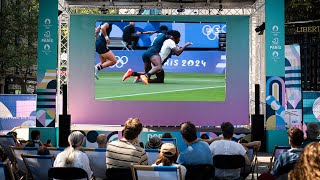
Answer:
xmin=265 ymin=0 xmax=286 ymax=130
xmin=36 ymin=0 xmax=58 ymax=127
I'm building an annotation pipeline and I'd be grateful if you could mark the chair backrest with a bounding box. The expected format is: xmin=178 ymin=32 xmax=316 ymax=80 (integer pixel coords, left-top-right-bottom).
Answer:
xmin=0 ymin=161 xmax=15 ymax=180
xmin=0 ymin=135 xmax=17 ymax=163
xmin=269 ymin=146 xmax=291 ymax=171
xmin=82 ymin=148 xmax=107 ymax=179
xmin=106 ymin=168 xmax=133 ymax=180
xmin=145 ymin=149 xmax=159 ymax=165
xmin=183 ymin=164 xmax=214 ymax=180
xmin=48 ymin=167 xmax=89 ymax=180
xmin=11 ymin=146 xmax=38 ymax=174
xmin=131 ymin=164 xmax=182 ymax=180
xmin=273 ymin=146 xmax=291 ymax=160
xmin=47 ymin=147 xmax=65 ymax=157
xmin=22 ymin=154 xmax=54 ymax=180
xmin=213 ymin=155 xmax=245 ymax=169
xmin=276 ymin=162 xmax=296 ymax=178
xmin=161 ymin=138 xmax=177 ymax=146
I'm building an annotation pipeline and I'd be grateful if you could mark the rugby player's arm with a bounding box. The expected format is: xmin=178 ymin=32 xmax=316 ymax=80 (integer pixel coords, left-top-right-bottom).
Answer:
xmin=95 ymin=26 xmax=101 ymax=39
xmin=171 ymin=42 xmax=192 ymax=56
xmin=141 ymin=31 xmax=156 ymax=34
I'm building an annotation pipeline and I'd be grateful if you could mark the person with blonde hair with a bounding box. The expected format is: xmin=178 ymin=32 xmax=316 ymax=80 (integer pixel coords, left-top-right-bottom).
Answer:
xmin=153 ymin=143 xmax=187 ymax=180
xmin=288 ymin=142 xmax=320 ymax=180
xmin=54 ymin=131 xmax=93 ymax=179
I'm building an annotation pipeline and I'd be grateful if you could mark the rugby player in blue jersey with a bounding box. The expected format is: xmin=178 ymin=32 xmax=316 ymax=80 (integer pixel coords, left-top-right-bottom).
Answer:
xmin=121 ymin=25 xmax=170 ymax=84
xmin=94 ymin=22 xmax=117 ymax=80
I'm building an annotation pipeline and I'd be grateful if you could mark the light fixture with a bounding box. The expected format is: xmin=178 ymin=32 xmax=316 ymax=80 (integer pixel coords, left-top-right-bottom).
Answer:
xmin=99 ymin=5 xmax=108 ymax=14
xmin=255 ymin=22 xmax=265 ymax=35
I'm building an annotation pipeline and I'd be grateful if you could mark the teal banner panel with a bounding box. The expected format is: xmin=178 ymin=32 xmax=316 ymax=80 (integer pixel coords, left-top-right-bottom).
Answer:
xmin=265 ymin=0 xmax=285 ymax=76
xmin=36 ymin=0 xmax=58 ymax=127
xmin=265 ymin=0 xmax=286 ymax=130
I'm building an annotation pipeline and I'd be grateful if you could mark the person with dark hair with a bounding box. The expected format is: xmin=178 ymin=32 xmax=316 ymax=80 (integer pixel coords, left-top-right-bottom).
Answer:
xmin=25 ymin=130 xmax=43 ymax=147
xmin=271 ymin=127 xmax=304 ymax=177
xmin=106 ymin=118 xmax=148 ymax=169
xmin=122 ymin=22 xmax=143 ymax=50
xmin=200 ymin=134 xmax=209 ymax=140
xmin=177 ymin=121 xmax=212 ymax=165
xmin=153 ymin=143 xmax=187 ymax=180
xmin=162 ymin=132 xmax=173 ymax=138
xmin=94 ymin=22 xmax=117 ymax=80
xmin=301 ymin=122 xmax=319 ymax=148
xmin=122 ymin=25 xmax=171 ymax=84
xmin=209 ymin=122 xmax=251 ymax=179
xmin=37 ymin=146 xmax=50 ymax=155
xmin=145 ymin=136 xmax=163 ymax=149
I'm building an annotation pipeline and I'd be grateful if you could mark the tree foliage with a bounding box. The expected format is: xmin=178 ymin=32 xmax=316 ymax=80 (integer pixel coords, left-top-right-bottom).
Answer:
xmin=285 ymin=0 xmax=320 ymax=22
xmin=0 ymin=0 xmax=38 ymax=93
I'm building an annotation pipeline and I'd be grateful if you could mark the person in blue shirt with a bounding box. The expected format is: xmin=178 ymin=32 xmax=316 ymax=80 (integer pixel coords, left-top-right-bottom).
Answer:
xmin=94 ymin=22 xmax=117 ymax=80
xmin=121 ymin=25 xmax=170 ymax=84
xmin=177 ymin=121 xmax=213 ymax=165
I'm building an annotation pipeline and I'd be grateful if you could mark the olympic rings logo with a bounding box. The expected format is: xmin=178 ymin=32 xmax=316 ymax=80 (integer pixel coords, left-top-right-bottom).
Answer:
xmin=202 ymin=24 xmax=226 ymax=40
xmin=110 ymin=56 xmax=128 ymax=68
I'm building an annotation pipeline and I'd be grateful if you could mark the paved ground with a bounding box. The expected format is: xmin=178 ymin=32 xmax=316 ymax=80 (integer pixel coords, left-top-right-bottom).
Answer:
xmin=246 ymin=152 xmax=272 ymax=179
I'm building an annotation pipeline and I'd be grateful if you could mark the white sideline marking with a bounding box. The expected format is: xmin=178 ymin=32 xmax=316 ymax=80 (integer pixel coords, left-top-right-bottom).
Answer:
xmin=96 ymin=86 xmax=225 ymax=99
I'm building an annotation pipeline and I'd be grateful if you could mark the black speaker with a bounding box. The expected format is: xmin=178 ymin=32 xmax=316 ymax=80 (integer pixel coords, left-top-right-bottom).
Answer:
xmin=255 ymin=84 xmax=260 ymax=115
xmin=59 ymin=114 xmax=70 ymax=147
xmin=251 ymin=114 xmax=266 ymax=151
xmin=62 ymin=84 xmax=67 ymax=115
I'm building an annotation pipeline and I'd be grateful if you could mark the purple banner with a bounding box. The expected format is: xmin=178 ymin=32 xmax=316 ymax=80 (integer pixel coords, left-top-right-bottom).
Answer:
xmin=0 ymin=95 xmax=36 ymax=132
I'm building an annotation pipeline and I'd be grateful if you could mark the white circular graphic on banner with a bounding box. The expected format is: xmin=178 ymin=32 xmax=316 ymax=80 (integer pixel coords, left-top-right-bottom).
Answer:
xmin=110 ymin=56 xmax=128 ymax=68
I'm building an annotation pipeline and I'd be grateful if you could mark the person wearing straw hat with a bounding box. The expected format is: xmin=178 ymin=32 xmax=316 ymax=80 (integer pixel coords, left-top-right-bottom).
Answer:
xmin=152 ymin=143 xmax=186 ymax=180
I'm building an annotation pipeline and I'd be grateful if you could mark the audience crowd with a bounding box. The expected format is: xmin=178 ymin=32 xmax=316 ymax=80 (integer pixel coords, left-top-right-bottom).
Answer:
xmin=0 ymin=118 xmax=319 ymax=180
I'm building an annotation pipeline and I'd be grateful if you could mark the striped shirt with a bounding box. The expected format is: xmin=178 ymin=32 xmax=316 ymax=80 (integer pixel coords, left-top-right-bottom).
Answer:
xmin=271 ymin=148 xmax=302 ymax=176
xmin=106 ymin=139 xmax=148 ymax=169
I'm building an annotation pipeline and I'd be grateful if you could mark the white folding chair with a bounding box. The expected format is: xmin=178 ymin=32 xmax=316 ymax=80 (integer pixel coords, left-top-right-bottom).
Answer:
xmin=131 ymin=164 xmax=182 ymax=180
xmin=22 ymin=154 xmax=54 ymax=180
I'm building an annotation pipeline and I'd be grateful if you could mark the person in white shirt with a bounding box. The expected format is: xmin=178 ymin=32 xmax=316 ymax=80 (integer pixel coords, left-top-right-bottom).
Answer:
xmin=152 ymin=143 xmax=187 ymax=180
xmin=209 ymin=122 xmax=251 ymax=179
xmin=54 ymin=131 xmax=94 ymax=179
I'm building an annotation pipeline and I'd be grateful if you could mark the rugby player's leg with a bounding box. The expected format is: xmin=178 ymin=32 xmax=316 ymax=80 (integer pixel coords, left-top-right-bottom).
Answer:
xmin=149 ymin=70 xmax=165 ymax=83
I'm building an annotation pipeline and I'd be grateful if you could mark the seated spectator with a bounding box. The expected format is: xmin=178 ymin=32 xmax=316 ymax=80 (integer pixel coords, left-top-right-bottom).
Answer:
xmin=161 ymin=132 xmax=173 ymax=138
xmin=301 ymin=122 xmax=319 ymax=148
xmin=152 ymin=143 xmax=187 ymax=180
xmin=145 ymin=136 xmax=163 ymax=149
xmin=25 ymin=130 xmax=43 ymax=147
xmin=288 ymin=142 xmax=320 ymax=180
xmin=177 ymin=121 xmax=213 ymax=165
xmin=54 ymin=131 xmax=93 ymax=179
xmin=0 ymin=146 xmax=7 ymax=162
xmin=271 ymin=127 xmax=304 ymax=177
xmin=200 ymin=134 xmax=209 ymax=140
xmin=37 ymin=146 xmax=50 ymax=155
xmin=96 ymin=134 xmax=107 ymax=148
xmin=122 ymin=22 xmax=140 ymax=49
xmin=7 ymin=131 xmax=22 ymax=146
xmin=106 ymin=118 xmax=148 ymax=169
xmin=210 ymin=122 xmax=251 ymax=179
